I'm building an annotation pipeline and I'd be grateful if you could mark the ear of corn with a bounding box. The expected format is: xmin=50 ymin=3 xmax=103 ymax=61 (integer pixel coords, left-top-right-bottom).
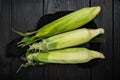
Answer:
xmin=17 ymin=48 xmax=104 ymax=72
xmin=28 ymin=28 xmax=104 ymax=53
xmin=27 ymin=48 xmax=105 ymax=64
xmin=16 ymin=6 xmax=101 ymax=47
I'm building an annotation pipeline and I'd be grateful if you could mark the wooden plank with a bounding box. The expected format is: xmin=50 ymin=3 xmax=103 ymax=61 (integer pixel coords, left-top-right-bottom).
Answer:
xmin=11 ymin=0 xmax=44 ymax=80
xmin=91 ymin=0 xmax=113 ymax=80
xmin=114 ymin=0 xmax=120 ymax=80
xmin=44 ymin=0 xmax=89 ymax=14
xmin=43 ymin=0 xmax=91 ymax=80
xmin=0 ymin=0 xmax=12 ymax=80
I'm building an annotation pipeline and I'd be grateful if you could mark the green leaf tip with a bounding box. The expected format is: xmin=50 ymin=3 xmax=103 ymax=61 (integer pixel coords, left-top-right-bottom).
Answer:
xmin=90 ymin=37 xmax=105 ymax=43
xmin=11 ymin=27 xmax=37 ymax=37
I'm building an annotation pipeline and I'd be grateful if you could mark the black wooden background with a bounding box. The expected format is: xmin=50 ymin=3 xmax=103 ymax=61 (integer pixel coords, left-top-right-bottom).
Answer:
xmin=0 ymin=0 xmax=120 ymax=80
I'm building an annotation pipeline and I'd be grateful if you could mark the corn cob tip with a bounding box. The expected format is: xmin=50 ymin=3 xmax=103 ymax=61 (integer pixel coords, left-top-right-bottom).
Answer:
xmin=91 ymin=50 xmax=105 ymax=59
xmin=92 ymin=6 xmax=101 ymax=11
xmin=99 ymin=53 xmax=105 ymax=59
xmin=98 ymin=28 xmax=104 ymax=34
xmin=95 ymin=28 xmax=104 ymax=34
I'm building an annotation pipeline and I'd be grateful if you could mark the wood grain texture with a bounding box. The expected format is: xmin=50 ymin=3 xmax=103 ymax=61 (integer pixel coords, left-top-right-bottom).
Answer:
xmin=91 ymin=0 xmax=113 ymax=80
xmin=43 ymin=0 xmax=91 ymax=80
xmin=10 ymin=0 xmax=44 ymax=80
xmin=44 ymin=0 xmax=89 ymax=14
xmin=0 ymin=0 xmax=13 ymax=80
xmin=0 ymin=0 xmax=119 ymax=80
xmin=114 ymin=0 xmax=120 ymax=80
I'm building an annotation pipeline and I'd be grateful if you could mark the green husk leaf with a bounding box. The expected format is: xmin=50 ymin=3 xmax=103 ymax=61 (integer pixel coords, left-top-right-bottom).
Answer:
xmin=90 ymin=37 xmax=105 ymax=43
xmin=17 ymin=37 xmax=41 ymax=47
xmin=17 ymin=37 xmax=31 ymax=44
xmin=11 ymin=27 xmax=37 ymax=37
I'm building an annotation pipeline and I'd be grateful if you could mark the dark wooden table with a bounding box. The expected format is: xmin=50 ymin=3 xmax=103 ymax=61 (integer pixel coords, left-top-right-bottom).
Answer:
xmin=0 ymin=0 xmax=120 ymax=80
